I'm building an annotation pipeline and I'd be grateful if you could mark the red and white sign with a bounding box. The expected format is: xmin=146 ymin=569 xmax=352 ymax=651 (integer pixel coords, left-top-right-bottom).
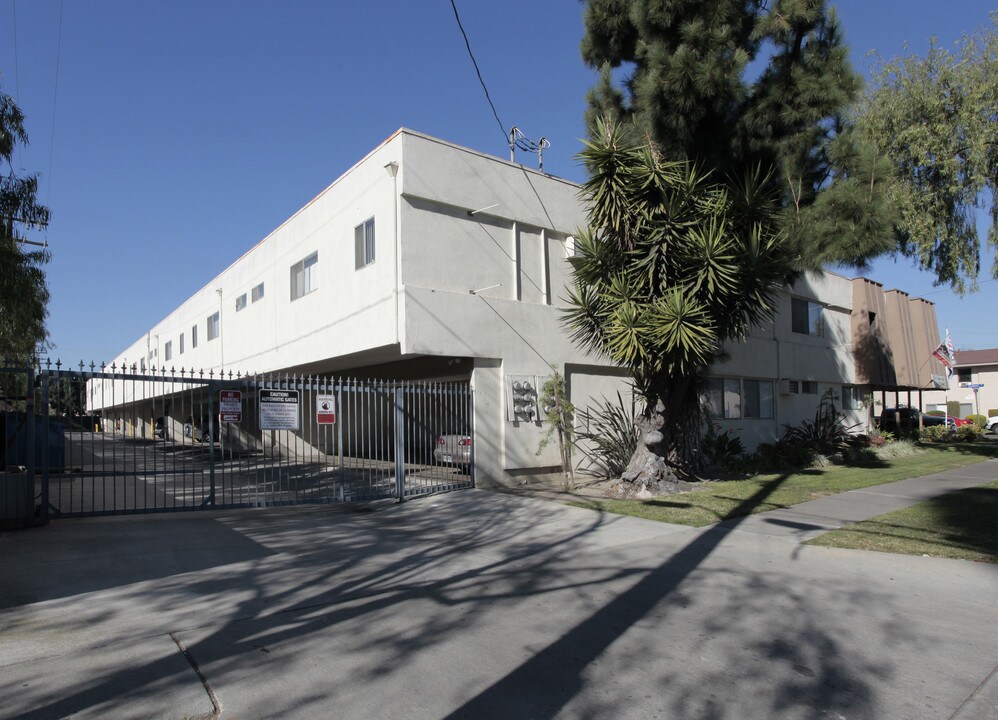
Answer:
xmin=316 ymin=394 xmax=336 ymax=425
xmin=219 ymin=390 xmax=242 ymax=422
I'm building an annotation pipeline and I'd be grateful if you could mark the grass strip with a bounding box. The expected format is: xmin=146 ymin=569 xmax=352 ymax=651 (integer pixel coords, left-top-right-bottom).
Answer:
xmin=567 ymin=442 xmax=997 ymax=528
xmin=804 ymin=479 xmax=998 ymax=563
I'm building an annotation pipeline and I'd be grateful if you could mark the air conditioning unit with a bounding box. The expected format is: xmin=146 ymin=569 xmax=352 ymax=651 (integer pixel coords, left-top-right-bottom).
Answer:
xmin=779 ymin=379 xmax=799 ymax=395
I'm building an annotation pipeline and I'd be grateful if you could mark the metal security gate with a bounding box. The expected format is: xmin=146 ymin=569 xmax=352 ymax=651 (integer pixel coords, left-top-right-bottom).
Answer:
xmin=4 ymin=362 xmax=474 ymax=521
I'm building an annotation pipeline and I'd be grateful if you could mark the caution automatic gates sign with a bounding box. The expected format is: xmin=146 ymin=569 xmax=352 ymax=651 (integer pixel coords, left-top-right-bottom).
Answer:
xmin=259 ymin=389 xmax=300 ymax=430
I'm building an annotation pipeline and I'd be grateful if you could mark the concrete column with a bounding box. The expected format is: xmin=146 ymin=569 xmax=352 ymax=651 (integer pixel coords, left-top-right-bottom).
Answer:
xmin=471 ymin=358 xmax=504 ymax=488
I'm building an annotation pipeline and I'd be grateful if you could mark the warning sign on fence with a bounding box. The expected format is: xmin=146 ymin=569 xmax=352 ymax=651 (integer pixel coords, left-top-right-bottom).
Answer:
xmin=316 ymin=394 xmax=336 ymax=425
xmin=260 ymin=389 xmax=300 ymax=430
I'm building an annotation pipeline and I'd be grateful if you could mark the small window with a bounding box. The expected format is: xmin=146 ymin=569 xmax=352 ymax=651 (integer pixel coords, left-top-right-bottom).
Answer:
xmin=565 ymin=236 xmax=577 ymax=257
xmin=235 ymin=293 xmax=247 ymax=312
xmin=354 ymin=218 xmax=375 ymax=269
xmin=192 ymin=324 xmax=198 ymax=349
xmin=957 ymin=367 xmax=972 ymax=383
xmin=801 ymin=381 xmax=818 ymax=395
xmin=180 ymin=333 xmax=185 ymax=355
xmin=140 ymin=358 xmax=146 ymax=372
xmin=207 ymin=312 xmax=220 ymax=341
xmin=251 ymin=282 xmax=265 ymax=303
xmin=291 ymin=252 xmax=319 ymax=300
xmin=842 ymin=385 xmax=860 ymax=410
xmin=164 ymin=341 xmax=172 ymax=362
xmin=791 ymin=297 xmax=824 ymax=337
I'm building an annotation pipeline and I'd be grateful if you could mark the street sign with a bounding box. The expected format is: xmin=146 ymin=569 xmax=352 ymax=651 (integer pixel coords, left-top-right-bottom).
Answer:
xmin=960 ymin=383 xmax=985 ymax=389
xmin=219 ymin=390 xmax=242 ymax=422
xmin=260 ymin=389 xmax=300 ymax=430
xmin=316 ymin=394 xmax=336 ymax=425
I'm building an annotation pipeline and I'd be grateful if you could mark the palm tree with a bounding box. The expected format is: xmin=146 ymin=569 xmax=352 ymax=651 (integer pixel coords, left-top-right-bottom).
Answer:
xmin=564 ymin=120 xmax=796 ymax=494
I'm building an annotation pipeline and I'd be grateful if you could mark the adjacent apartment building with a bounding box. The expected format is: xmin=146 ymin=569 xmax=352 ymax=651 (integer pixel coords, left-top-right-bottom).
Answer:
xmin=101 ymin=129 xmax=949 ymax=485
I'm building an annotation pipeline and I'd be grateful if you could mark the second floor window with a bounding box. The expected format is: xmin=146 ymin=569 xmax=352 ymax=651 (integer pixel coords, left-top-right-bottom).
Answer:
xmin=235 ymin=293 xmax=247 ymax=312
xmin=291 ymin=252 xmax=318 ymax=300
xmin=164 ymin=341 xmax=172 ymax=362
xmin=791 ymin=297 xmax=824 ymax=337
xmin=207 ymin=312 xmax=220 ymax=341
xmin=355 ymin=218 xmax=375 ymax=269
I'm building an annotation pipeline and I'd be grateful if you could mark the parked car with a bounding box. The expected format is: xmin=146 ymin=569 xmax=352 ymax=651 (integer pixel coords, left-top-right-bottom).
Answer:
xmin=434 ymin=433 xmax=472 ymax=467
xmin=878 ymin=408 xmax=954 ymax=432
xmin=987 ymin=416 xmax=998 ymax=433
xmin=183 ymin=417 xmax=212 ymax=443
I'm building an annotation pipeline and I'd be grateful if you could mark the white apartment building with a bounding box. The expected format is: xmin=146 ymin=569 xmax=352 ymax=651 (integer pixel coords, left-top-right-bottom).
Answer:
xmin=106 ymin=129 xmax=946 ymax=484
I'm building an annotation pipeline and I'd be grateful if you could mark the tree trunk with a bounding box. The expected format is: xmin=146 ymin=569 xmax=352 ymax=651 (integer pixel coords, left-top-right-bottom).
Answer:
xmin=608 ymin=372 xmax=702 ymax=498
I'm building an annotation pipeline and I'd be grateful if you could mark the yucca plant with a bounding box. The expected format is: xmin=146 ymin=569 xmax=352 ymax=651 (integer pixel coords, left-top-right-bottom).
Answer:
xmin=564 ymin=119 xmax=796 ymax=491
xmin=573 ymin=392 xmax=641 ymax=479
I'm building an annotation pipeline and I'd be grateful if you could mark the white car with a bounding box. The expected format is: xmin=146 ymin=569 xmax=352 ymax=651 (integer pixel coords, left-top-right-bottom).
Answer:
xmin=987 ymin=416 xmax=998 ymax=433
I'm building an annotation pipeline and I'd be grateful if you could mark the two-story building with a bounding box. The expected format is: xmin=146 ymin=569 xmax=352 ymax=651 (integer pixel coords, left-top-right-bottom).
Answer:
xmin=100 ymin=129 xmax=949 ymax=485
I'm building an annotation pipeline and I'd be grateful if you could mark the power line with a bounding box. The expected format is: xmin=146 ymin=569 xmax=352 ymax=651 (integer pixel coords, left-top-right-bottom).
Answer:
xmin=449 ymin=0 xmax=506 ymax=140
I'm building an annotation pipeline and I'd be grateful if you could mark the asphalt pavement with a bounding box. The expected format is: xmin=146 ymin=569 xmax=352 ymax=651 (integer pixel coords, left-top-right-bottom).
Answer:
xmin=1 ymin=460 xmax=996 ymax=719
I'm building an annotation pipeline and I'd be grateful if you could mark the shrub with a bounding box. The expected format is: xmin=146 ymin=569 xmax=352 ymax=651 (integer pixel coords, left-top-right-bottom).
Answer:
xmin=919 ymin=425 xmax=950 ymax=443
xmin=966 ymin=414 xmax=987 ymax=428
xmin=989 ymin=409 xmax=998 ymax=418
xmin=926 ymin=410 xmax=945 ymax=417
xmin=947 ymin=400 xmax=962 ymax=417
xmin=782 ymin=399 xmax=860 ymax=456
xmin=573 ymin=392 xmax=640 ymax=478
xmin=874 ymin=439 xmax=921 ymax=459
xmin=955 ymin=424 xmax=984 ymax=441
xmin=700 ymin=422 xmax=745 ymax=469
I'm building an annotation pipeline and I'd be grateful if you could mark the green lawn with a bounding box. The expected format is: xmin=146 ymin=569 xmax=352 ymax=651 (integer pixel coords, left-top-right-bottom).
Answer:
xmin=806 ymin=480 xmax=998 ymax=563
xmin=567 ymin=443 xmax=997 ymax=527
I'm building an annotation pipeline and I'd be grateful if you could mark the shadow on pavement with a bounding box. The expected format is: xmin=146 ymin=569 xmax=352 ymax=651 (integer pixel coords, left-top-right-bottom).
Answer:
xmin=0 ymin=475 xmax=912 ymax=719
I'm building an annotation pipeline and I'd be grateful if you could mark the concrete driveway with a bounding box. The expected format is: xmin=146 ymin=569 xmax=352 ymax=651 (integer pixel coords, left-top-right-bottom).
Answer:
xmin=1 ymin=480 xmax=997 ymax=719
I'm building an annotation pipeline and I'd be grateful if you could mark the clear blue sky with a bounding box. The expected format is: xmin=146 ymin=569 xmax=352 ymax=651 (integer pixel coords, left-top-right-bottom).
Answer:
xmin=3 ymin=0 xmax=995 ymax=364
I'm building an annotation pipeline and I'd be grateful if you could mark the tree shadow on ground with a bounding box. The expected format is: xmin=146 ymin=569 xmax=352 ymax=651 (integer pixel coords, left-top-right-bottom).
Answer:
xmin=0 ymin=478 xmax=917 ymax=719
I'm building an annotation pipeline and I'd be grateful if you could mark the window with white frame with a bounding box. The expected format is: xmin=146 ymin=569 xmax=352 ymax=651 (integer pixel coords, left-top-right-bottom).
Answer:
xmin=291 ymin=252 xmax=319 ymax=300
xmin=207 ymin=312 xmax=220 ymax=341
xmin=791 ymin=297 xmax=824 ymax=337
xmin=354 ymin=218 xmax=375 ymax=269
xmin=164 ymin=341 xmax=172 ymax=362
xmin=235 ymin=293 xmax=247 ymax=312
xmin=251 ymin=282 xmax=264 ymax=303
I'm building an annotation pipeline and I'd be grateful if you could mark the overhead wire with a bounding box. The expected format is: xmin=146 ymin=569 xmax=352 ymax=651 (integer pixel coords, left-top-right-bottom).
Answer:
xmin=448 ymin=0 xmax=548 ymax=163
xmin=449 ymin=0 xmax=506 ymax=141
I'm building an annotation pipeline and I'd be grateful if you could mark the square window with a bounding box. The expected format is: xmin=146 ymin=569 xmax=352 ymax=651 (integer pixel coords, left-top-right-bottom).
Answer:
xmin=801 ymin=380 xmax=818 ymax=395
xmin=355 ymin=218 xmax=375 ymax=269
xmin=291 ymin=252 xmax=319 ymax=300
xmin=235 ymin=293 xmax=247 ymax=312
xmin=957 ymin=368 xmax=971 ymax=383
xmin=207 ymin=312 xmax=220 ymax=341
xmin=252 ymin=282 xmax=265 ymax=303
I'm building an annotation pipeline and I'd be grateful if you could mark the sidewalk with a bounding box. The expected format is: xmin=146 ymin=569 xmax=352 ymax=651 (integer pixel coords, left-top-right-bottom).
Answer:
xmin=508 ymin=457 xmax=998 ymax=541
